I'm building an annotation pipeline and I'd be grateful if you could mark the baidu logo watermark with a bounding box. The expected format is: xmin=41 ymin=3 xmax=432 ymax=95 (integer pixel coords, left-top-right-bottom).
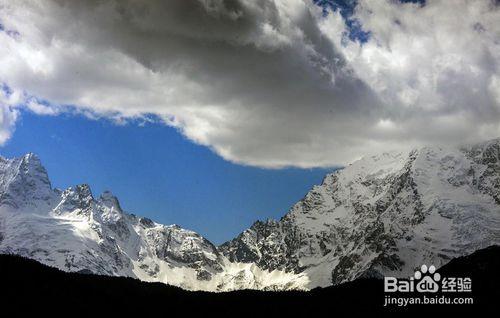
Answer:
xmin=383 ymin=264 xmax=473 ymax=306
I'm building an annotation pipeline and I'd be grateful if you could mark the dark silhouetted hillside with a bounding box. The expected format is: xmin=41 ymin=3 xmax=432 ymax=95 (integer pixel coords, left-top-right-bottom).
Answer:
xmin=1 ymin=246 xmax=499 ymax=315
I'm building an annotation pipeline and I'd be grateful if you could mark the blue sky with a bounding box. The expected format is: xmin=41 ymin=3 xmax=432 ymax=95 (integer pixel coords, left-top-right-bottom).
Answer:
xmin=0 ymin=111 xmax=333 ymax=244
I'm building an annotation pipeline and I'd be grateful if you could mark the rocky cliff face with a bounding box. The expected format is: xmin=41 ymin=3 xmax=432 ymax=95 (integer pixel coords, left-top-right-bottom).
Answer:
xmin=220 ymin=140 xmax=500 ymax=287
xmin=1 ymin=139 xmax=500 ymax=290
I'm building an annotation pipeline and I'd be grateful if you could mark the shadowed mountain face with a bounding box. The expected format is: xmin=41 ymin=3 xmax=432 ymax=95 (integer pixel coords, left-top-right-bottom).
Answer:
xmin=1 ymin=139 xmax=500 ymax=291
xmin=1 ymin=246 xmax=499 ymax=315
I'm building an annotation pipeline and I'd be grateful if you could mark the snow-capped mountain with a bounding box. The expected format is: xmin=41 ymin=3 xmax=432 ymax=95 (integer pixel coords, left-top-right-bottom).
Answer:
xmin=220 ymin=139 xmax=500 ymax=287
xmin=1 ymin=139 xmax=500 ymax=291
xmin=0 ymin=153 xmax=305 ymax=291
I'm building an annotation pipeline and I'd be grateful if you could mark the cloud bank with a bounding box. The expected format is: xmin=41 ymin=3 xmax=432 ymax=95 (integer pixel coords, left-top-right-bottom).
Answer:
xmin=0 ymin=0 xmax=499 ymax=167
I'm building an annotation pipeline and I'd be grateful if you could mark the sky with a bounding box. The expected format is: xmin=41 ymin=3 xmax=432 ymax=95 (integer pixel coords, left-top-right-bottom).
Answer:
xmin=0 ymin=110 xmax=331 ymax=243
xmin=0 ymin=0 xmax=500 ymax=240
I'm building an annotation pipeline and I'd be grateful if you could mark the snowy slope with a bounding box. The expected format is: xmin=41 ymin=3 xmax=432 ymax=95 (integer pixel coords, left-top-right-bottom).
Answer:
xmin=2 ymin=139 xmax=500 ymax=291
xmin=220 ymin=140 xmax=500 ymax=288
xmin=0 ymin=153 xmax=304 ymax=291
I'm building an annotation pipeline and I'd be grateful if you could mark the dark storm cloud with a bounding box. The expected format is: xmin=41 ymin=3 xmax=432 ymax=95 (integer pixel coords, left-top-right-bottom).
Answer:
xmin=0 ymin=0 xmax=499 ymax=167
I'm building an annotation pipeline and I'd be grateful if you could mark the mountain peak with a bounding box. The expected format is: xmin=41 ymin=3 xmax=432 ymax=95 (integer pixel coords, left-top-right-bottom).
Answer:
xmin=99 ymin=190 xmax=123 ymax=214
xmin=54 ymin=184 xmax=94 ymax=215
xmin=74 ymin=184 xmax=93 ymax=199
xmin=0 ymin=152 xmax=53 ymax=209
xmin=18 ymin=152 xmax=49 ymax=183
xmin=22 ymin=152 xmax=40 ymax=162
xmin=221 ymin=140 xmax=500 ymax=287
xmin=99 ymin=190 xmax=117 ymax=202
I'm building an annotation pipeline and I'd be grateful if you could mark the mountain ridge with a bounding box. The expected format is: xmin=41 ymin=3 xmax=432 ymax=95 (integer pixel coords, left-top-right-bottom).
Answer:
xmin=0 ymin=152 xmax=306 ymax=291
xmin=219 ymin=141 xmax=500 ymax=286
xmin=1 ymin=139 xmax=500 ymax=290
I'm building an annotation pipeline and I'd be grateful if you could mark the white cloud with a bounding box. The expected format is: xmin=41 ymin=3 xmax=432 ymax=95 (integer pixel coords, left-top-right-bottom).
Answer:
xmin=0 ymin=0 xmax=499 ymax=167
xmin=25 ymin=99 xmax=59 ymax=115
xmin=0 ymin=105 xmax=17 ymax=144
xmin=325 ymin=0 xmax=500 ymax=144
xmin=0 ymin=87 xmax=20 ymax=144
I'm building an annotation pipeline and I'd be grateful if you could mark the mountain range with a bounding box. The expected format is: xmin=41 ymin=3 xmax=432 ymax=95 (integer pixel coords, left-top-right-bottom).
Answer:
xmin=1 ymin=138 xmax=500 ymax=291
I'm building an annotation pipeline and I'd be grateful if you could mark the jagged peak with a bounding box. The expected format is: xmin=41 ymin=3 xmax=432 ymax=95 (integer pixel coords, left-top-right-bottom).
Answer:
xmin=73 ymin=184 xmax=93 ymax=198
xmin=13 ymin=153 xmax=46 ymax=175
xmin=0 ymin=152 xmax=39 ymax=164
xmin=8 ymin=153 xmax=50 ymax=185
xmin=16 ymin=152 xmax=47 ymax=174
xmin=244 ymin=219 xmax=280 ymax=234
xmin=58 ymin=184 xmax=94 ymax=210
xmin=99 ymin=190 xmax=118 ymax=203
xmin=22 ymin=152 xmax=41 ymax=163
xmin=99 ymin=190 xmax=123 ymax=213
xmin=0 ymin=152 xmax=53 ymax=208
xmin=139 ymin=217 xmax=156 ymax=228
